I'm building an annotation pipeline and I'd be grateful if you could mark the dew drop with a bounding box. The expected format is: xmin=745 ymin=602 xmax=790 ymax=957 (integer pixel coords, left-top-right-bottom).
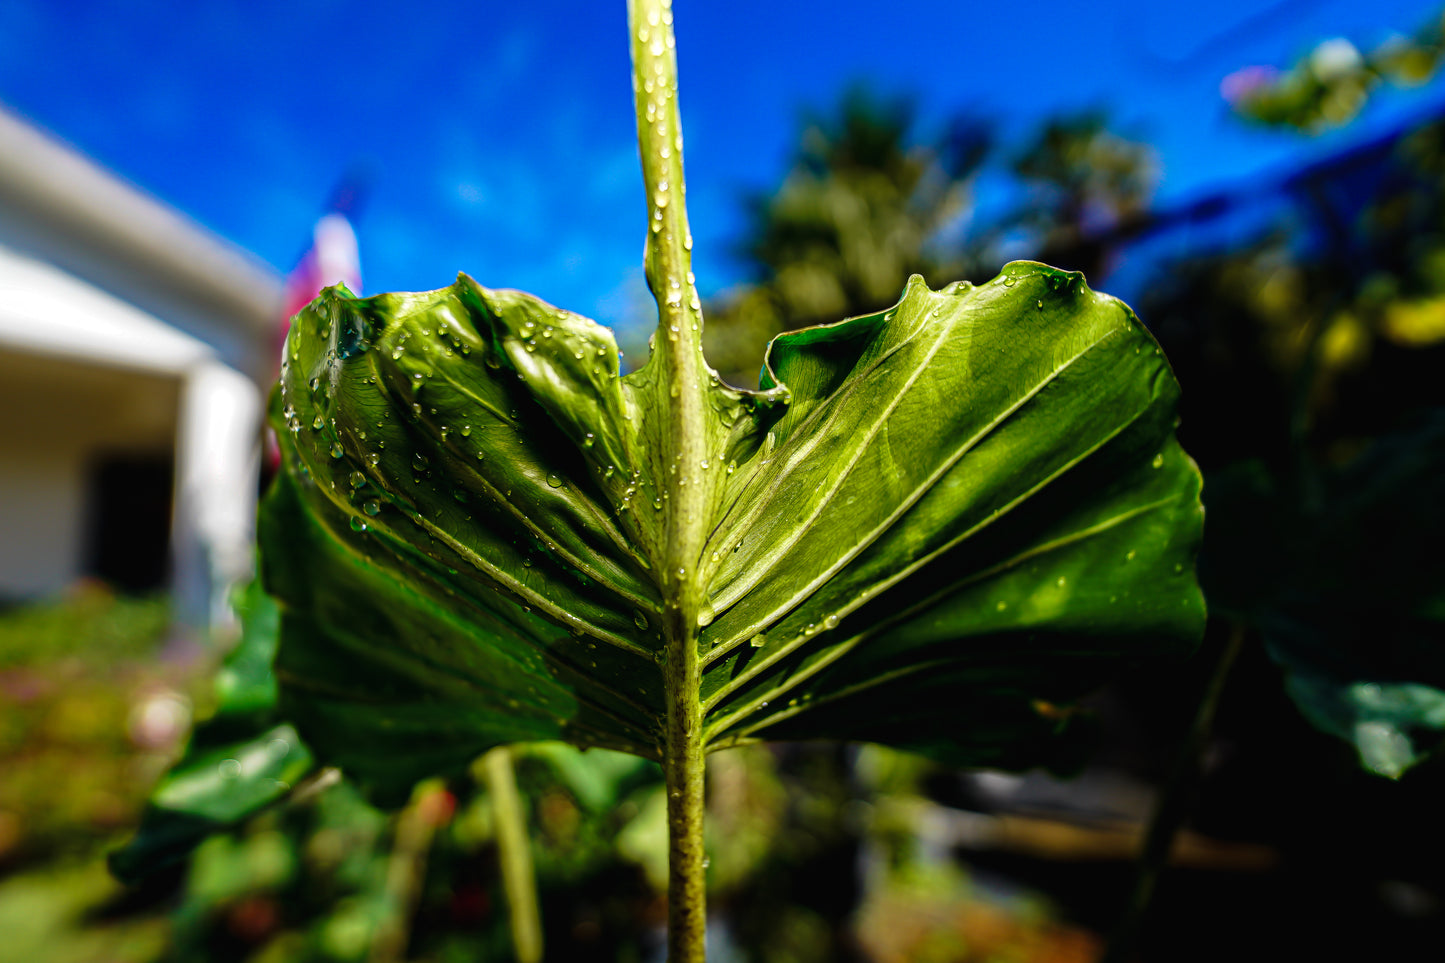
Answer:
xmin=349 ymin=516 xmax=367 ymax=532
xmin=1151 ymin=453 xmax=1165 ymax=469
xmin=823 ymin=614 xmax=839 ymax=630
xmin=363 ymin=499 xmax=381 ymax=516
xmin=330 ymin=442 xmax=344 ymax=458
xmin=750 ymin=634 xmax=765 ymax=648
xmin=546 ymin=474 xmax=564 ymax=488
xmin=348 ymin=471 xmax=366 ymax=489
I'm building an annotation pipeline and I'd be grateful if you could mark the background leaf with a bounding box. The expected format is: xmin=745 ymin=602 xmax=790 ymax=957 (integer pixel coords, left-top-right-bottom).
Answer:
xmin=110 ymin=582 xmax=316 ymax=882
xmin=1203 ymin=413 xmax=1445 ymax=777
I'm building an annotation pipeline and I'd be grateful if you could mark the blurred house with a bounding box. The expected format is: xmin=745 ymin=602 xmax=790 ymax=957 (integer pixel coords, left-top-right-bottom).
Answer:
xmin=0 ymin=104 xmax=281 ymax=626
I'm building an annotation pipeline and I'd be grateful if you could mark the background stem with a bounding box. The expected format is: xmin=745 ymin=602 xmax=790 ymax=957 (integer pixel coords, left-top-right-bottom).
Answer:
xmin=1100 ymin=624 xmax=1247 ymax=963
xmin=627 ymin=1 xmax=711 ymax=960
xmin=481 ymin=747 xmax=543 ymax=963
xmin=368 ymin=781 xmax=445 ymax=963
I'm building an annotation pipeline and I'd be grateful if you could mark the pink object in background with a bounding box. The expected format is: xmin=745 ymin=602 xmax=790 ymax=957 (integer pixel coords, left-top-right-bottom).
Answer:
xmin=267 ymin=211 xmax=362 ymax=470
xmin=281 ymin=212 xmax=362 ymax=320
xmin=1219 ymin=65 xmax=1280 ymax=107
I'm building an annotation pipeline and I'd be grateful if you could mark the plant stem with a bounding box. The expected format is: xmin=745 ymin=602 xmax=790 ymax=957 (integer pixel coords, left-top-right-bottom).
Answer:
xmin=1100 ymin=624 xmax=1247 ymax=963
xmin=627 ymin=0 xmax=711 ymax=959
xmin=628 ymin=0 xmax=711 ymax=577
xmin=661 ymin=627 xmax=707 ymax=962
xmin=369 ymin=781 xmax=445 ymax=963
xmin=482 ymin=747 xmax=543 ymax=963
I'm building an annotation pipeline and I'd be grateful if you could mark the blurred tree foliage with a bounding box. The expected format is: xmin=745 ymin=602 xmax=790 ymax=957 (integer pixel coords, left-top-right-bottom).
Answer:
xmin=703 ymin=93 xmax=1157 ymax=387
xmin=703 ymin=71 xmax=1445 ymax=780
xmin=1145 ymin=79 xmax=1445 ymax=784
xmin=1226 ymin=10 xmax=1445 ymax=132
xmin=702 ymin=89 xmax=991 ymax=385
xmin=1003 ymin=114 xmax=1156 ymax=282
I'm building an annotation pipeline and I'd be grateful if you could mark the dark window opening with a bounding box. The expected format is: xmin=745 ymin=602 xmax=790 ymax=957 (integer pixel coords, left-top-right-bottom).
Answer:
xmin=83 ymin=452 xmax=174 ymax=593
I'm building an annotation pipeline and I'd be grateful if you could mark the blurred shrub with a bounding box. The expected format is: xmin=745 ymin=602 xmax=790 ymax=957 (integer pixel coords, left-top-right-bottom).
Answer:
xmin=0 ymin=587 xmax=188 ymax=867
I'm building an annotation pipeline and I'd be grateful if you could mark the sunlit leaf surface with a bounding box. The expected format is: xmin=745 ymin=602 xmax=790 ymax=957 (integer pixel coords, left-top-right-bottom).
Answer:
xmin=265 ymin=260 xmax=1204 ymax=795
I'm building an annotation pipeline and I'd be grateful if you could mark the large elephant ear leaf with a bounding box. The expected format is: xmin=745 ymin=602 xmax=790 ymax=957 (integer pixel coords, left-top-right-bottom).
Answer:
xmin=265 ymin=260 xmax=1204 ymax=798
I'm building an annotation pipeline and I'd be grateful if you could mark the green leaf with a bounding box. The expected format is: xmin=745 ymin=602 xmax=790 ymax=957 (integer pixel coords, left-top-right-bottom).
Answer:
xmin=264 ymin=260 xmax=1204 ymax=796
xmin=110 ymin=582 xmax=317 ymax=882
xmin=1203 ymin=415 xmax=1445 ymax=777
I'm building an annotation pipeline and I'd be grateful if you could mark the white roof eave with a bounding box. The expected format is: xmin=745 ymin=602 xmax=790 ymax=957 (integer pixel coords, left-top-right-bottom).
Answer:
xmin=0 ymin=242 xmax=213 ymax=375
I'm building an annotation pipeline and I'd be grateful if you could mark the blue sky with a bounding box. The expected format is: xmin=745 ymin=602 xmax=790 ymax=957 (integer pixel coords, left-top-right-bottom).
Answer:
xmin=0 ymin=0 xmax=1442 ymax=331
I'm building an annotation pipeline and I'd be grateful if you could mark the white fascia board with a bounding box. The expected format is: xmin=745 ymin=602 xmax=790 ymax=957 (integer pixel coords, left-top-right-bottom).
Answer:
xmin=0 ymin=104 xmax=281 ymax=334
xmin=0 ymin=241 xmax=212 ymax=374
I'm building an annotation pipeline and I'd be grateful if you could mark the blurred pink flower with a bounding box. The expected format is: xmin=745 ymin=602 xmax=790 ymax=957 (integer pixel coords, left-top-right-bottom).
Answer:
xmin=1220 ymin=65 xmax=1280 ymax=106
